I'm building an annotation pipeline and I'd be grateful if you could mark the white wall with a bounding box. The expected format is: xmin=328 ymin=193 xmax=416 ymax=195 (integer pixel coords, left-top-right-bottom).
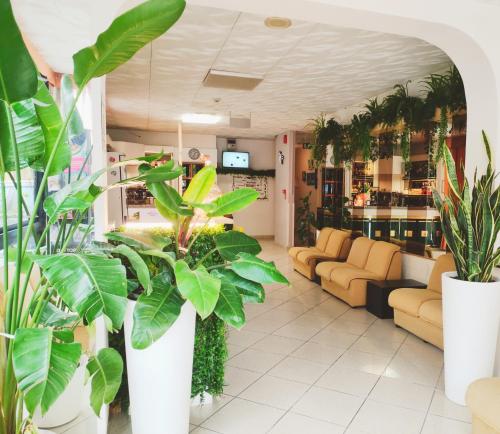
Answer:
xmin=216 ymin=137 xmax=276 ymax=237
xmin=218 ymin=174 xmax=275 ymax=237
xmin=274 ymin=132 xmax=294 ymax=247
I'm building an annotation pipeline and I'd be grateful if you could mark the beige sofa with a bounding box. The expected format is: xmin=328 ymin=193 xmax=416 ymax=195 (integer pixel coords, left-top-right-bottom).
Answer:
xmin=316 ymin=238 xmax=401 ymax=307
xmin=289 ymin=228 xmax=351 ymax=280
xmin=388 ymin=253 xmax=455 ymax=349
xmin=467 ymin=378 xmax=500 ymax=434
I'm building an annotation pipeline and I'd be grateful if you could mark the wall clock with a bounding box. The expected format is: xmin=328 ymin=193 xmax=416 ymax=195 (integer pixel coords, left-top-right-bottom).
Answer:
xmin=188 ymin=148 xmax=201 ymax=160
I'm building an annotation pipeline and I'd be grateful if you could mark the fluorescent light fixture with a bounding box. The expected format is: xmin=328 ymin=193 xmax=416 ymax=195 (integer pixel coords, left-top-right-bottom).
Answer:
xmin=182 ymin=113 xmax=221 ymax=124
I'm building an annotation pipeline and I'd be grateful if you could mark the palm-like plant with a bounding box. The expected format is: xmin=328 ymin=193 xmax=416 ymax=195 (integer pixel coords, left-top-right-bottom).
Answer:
xmin=432 ymin=132 xmax=499 ymax=282
xmin=0 ymin=0 xmax=220 ymax=432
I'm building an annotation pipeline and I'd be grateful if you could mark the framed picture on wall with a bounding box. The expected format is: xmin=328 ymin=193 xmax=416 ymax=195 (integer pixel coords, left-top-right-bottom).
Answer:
xmin=307 ymin=159 xmax=314 ymax=170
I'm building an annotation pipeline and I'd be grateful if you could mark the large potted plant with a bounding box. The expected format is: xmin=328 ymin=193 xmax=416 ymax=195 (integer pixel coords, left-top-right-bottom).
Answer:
xmin=100 ymin=164 xmax=287 ymax=433
xmin=433 ymin=132 xmax=500 ymax=405
xmin=0 ymin=0 xmax=189 ymax=432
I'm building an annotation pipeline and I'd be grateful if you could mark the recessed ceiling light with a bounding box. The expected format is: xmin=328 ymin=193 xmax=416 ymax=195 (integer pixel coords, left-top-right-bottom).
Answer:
xmin=264 ymin=17 xmax=292 ymax=29
xmin=182 ymin=113 xmax=221 ymax=124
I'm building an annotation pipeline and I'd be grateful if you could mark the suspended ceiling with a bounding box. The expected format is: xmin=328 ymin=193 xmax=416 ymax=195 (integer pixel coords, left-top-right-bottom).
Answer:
xmin=13 ymin=2 xmax=451 ymax=139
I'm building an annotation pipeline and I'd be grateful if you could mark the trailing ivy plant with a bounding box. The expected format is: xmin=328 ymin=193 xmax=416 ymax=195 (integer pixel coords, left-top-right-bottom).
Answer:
xmin=0 ymin=0 xmax=188 ymax=432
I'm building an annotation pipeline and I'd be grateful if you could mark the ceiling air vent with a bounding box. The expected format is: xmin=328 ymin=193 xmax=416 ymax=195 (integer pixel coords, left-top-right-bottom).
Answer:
xmin=203 ymin=69 xmax=263 ymax=91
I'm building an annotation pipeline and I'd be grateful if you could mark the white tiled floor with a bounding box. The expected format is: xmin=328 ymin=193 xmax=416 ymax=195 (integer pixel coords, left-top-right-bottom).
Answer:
xmin=55 ymin=241 xmax=471 ymax=434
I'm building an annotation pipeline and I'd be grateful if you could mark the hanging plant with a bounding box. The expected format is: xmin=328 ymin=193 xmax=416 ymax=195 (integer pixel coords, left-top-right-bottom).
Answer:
xmin=310 ymin=114 xmax=329 ymax=167
xmin=349 ymin=113 xmax=373 ymax=162
xmin=423 ymin=65 xmax=466 ymax=162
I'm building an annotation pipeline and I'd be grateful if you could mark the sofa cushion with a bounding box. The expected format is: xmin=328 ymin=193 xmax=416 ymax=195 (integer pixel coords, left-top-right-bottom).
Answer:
xmin=427 ymin=253 xmax=456 ymax=293
xmin=315 ymin=262 xmax=356 ymax=279
xmin=316 ymin=228 xmax=334 ymax=252
xmin=419 ymin=300 xmax=443 ymax=328
xmin=324 ymin=229 xmax=350 ymax=257
xmin=364 ymin=241 xmax=400 ymax=277
xmin=331 ymin=267 xmax=380 ymax=289
xmin=297 ymin=250 xmax=334 ymax=265
xmin=388 ymin=288 xmax=441 ymax=317
xmin=289 ymin=246 xmax=309 ymax=259
xmin=467 ymin=378 xmax=500 ymax=432
xmin=346 ymin=237 xmax=375 ymax=269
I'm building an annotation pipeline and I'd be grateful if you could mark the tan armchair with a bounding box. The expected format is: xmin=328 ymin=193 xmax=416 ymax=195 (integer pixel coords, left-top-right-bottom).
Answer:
xmin=289 ymin=228 xmax=351 ymax=280
xmin=388 ymin=253 xmax=455 ymax=349
xmin=317 ymin=239 xmax=401 ymax=307
xmin=467 ymin=378 xmax=500 ymax=434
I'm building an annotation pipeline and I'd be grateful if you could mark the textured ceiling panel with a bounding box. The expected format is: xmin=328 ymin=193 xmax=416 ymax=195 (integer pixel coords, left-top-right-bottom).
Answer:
xmin=13 ymin=1 xmax=451 ymax=139
xmin=106 ymin=4 xmax=450 ymax=138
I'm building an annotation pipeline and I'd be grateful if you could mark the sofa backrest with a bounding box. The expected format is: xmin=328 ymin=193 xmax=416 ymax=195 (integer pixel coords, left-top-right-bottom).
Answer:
xmin=316 ymin=228 xmax=334 ymax=252
xmin=428 ymin=253 xmax=456 ymax=293
xmin=346 ymin=237 xmax=375 ymax=268
xmin=324 ymin=229 xmax=351 ymax=257
xmin=364 ymin=241 xmax=401 ymax=277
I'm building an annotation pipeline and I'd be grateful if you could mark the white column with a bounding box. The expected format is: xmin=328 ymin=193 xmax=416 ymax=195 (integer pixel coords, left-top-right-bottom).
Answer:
xmin=177 ymin=122 xmax=183 ymax=193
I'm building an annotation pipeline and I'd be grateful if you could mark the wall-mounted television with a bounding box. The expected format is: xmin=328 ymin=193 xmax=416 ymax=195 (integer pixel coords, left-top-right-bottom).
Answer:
xmin=222 ymin=151 xmax=249 ymax=169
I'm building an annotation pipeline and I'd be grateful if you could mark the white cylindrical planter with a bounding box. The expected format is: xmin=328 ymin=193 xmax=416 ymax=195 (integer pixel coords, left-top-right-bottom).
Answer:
xmin=33 ymin=356 xmax=87 ymax=428
xmin=442 ymin=272 xmax=500 ymax=405
xmin=124 ymin=300 xmax=196 ymax=434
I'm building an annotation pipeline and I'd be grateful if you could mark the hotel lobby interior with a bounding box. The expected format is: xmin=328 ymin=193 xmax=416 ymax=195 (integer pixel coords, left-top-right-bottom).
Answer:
xmin=1 ymin=0 xmax=500 ymax=434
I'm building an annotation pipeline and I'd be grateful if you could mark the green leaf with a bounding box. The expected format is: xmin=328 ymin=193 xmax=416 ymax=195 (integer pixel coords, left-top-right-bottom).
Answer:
xmin=0 ymin=0 xmax=38 ymax=103
xmin=203 ymin=188 xmax=259 ymax=217
xmin=0 ymin=98 xmax=45 ymax=173
xmin=113 ymin=244 xmax=152 ymax=295
xmin=231 ymin=253 xmax=289 ymax=285
xmin=183 ymin=165 xmax=216 ymax=204
xmin=34 ymin=253 xmax=128 ymax=330
xmin=86 ymin=348 xmax=123 ymax=416
xmin=36 ymin=302 xmax=78 ymax=327
xmin=174 ymin=260 xmax=220 ymax=319
xmin=125 ymin=164 xmax=183 ymax=183
xmin=131 ymin=273 xmax=184 ymax=349
xmin=105 ymin=231 xmax=152 ymax=250
xmin=13 ymin=328 xmax=81 ymax=415
xmin=213 ymin=279 xmax=245 ymax=329
xmin=73 ymin=0 xmax=186 ymax=88
xmin=61 ymin=74 xmax=85 ymax=146
xmin=147 ymin=181 xmax=193 ymax=217
xmin=214 ymin=269 xmax=265 ymax=303
xmin=32 ymin=78 xmax=72 ymax=175
xmin=215 ymin=230 xmax=261 ymax=261
xmin=53 ymin=329 xmax=75 ymax=343
xmin=43 ymin=170 xmax=105 ymax=222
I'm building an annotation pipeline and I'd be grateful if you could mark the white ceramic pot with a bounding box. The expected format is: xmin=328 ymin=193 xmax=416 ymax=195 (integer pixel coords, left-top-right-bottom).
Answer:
xmin=33 ymin=356 xmax=87 ymax=428
xmin=124 ymin=300 xmax=196 ymax=434
xmin=442 ymin=272 xmax=500 ymax=404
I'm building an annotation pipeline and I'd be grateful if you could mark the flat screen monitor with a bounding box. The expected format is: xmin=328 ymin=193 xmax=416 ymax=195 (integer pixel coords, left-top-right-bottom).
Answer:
xmin=222 ymin=151 xmax=249 ymax=169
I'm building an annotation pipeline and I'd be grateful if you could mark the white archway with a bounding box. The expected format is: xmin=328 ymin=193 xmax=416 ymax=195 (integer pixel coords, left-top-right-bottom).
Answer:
xmin=187 ymin=0 xmax=500 ymax=178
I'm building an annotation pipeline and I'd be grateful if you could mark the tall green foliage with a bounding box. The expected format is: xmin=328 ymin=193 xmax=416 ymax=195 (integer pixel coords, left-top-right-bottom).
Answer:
xmin=432 ymin=132 xmax=499 ymax=282
xmin=0 ymin=1 xmax=188 ymax=432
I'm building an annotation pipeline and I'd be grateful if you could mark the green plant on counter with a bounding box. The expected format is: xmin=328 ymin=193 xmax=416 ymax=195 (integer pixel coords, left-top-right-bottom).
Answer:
xmin=295 ymin=192 xmax=316 ymax=246
xmin=432 ymin=132 xmax=500 ymax=282
xmin=0 ymin=0 xmax=187 ymax=432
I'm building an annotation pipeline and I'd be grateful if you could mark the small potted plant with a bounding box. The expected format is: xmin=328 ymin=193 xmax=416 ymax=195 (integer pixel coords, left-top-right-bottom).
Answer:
xmin=433 ymin=132 xmax=500 ymax=405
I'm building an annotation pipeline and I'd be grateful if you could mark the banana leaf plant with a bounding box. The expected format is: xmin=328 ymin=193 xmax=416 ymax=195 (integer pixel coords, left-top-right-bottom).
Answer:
xmin=0 ymin=0 xmax=188 ymax=432
xmin=432 ymin=132 xmax=500 ymax=282
xmin=95 ymin=165 xmax=288 ymax=350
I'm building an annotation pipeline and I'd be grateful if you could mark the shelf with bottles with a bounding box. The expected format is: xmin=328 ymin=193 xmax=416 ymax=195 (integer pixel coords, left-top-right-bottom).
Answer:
xmin=321 ymin=167 xmax=344 ymax=208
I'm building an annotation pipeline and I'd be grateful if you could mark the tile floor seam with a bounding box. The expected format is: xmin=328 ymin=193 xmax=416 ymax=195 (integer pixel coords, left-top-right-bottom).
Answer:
xmin=342 ymin=328 xmax=409 ymax=432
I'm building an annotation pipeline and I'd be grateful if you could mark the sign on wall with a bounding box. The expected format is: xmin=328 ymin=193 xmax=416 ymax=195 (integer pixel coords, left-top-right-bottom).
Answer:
xmin=232 ymin=174 xmax=268 ymax=200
